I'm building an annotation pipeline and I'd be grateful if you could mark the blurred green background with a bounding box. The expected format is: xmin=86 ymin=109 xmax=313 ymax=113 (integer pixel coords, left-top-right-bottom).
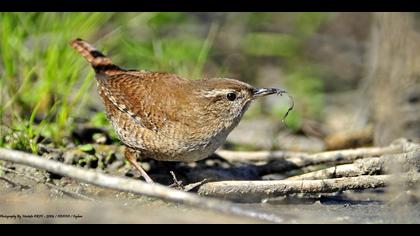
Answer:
xmin=0 ymin=13 xmax=371 ymax=152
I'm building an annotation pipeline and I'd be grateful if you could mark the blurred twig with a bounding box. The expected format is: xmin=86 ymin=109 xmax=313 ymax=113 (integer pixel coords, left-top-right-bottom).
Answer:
xmin=287 ymin=151 xmax=420 ymax=180
xmin=0 ymin=176 xmax=20 ymax=188
xmin=217 ymin=139 xmax=415 ymax=174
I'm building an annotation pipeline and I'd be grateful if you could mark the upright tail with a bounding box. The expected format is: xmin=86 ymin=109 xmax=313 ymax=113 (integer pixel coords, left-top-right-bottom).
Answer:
xmin=70 ymin=38 xmax=124 ymax=74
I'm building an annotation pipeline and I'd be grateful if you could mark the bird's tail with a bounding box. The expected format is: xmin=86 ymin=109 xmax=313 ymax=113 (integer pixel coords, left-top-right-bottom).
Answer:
xmin=70 ymin=38 xmax=123 ymax=74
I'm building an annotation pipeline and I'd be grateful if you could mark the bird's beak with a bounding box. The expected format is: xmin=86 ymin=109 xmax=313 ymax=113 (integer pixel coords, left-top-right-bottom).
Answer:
xmin=253 ymin=88 xmax=287 ymax=98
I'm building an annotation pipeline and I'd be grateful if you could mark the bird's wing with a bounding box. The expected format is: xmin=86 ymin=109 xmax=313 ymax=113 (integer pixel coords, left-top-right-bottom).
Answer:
xmin=98 ymin=71 xmax=189 ymax=133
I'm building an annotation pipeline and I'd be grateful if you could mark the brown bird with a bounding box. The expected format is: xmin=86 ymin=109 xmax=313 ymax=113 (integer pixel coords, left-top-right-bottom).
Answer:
xmin=71 ymin=38 xmax=289 ymax=183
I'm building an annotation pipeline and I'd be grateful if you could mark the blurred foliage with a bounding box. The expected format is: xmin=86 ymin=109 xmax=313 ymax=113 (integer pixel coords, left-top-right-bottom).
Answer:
xmin=244 ymin=13 xmax=328 ymax=130
xmin=0 ymin=12 xmax=330 ymax=151
xmin=244 ymin=33 xmax=301 ymax=58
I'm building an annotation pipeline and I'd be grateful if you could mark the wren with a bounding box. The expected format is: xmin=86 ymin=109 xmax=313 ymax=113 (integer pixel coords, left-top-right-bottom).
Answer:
xmin=71 ymin=38 xmax=289 ymax=183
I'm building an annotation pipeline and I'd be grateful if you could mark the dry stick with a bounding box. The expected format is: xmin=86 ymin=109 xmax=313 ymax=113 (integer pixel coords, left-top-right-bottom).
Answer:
xmin=217 ymin=144 xmax=402 ymax=163
xmin=197 ymin=173 xmax=420 ymax=202
xmin=0 ymin=176 xmax=21 ymax=188
xmin=0 ymin=166 xmax=96 ymax=202
xmin=216 ymin=139 xmax=419 ymax=173
xmin=218 ymin=146 xmax=401 ymax=174
xmin=287 ymin=151 xmax=420 ymax=180
xmin=0 ymin=148 xmax=283 ymax=223
xmin=243 ymin=139 xmax=419 ymax=162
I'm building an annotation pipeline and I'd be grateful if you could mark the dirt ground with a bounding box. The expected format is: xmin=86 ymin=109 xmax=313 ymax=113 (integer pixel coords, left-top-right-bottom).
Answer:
xmin=1 ymin=191 xmax=419 ymax=224
xmin=1 ymin=164 xmax=419 ymax=224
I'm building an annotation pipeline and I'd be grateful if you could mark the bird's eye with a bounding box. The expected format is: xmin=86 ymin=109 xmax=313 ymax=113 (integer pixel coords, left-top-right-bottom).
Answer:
xmin=226 ymin=92 xmax=237 ymax=101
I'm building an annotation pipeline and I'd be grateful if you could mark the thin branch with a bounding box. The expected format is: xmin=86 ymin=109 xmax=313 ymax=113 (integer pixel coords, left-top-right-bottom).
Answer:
xmin=197 ymin=173 xmax=420 ymax=202
xmin=287 ymin=151 xmax=420 ymax=180
xmin=218 ymin=139 xmax=419 ymax=173
xmin=0 ymin=148 xmax=283 ymax=223
xmin=217 ymin=143 xmax=402 ymax=163
xmin=0 ymin=176 xmax=21 ymax=188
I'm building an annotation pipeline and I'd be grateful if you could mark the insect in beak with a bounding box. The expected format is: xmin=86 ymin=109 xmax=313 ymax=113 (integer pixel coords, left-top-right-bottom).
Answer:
xmin=252 ymin=88 xmax=287 ymax=98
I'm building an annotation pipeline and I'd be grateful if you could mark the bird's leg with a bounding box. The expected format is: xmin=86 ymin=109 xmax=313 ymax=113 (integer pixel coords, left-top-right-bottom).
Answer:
xmin=124 ymin=147 xmax=154 ymax=184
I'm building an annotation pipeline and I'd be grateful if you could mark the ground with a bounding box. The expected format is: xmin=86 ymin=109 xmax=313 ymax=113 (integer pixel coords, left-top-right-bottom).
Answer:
xmin=1 ymin=160 xmax=419 ymax=223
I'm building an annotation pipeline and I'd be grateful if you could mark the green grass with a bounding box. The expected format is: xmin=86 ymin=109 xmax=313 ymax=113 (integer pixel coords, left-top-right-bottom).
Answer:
xmin=0 ymin=13 xmax=115 ymax=151
xmin=0 ymin=13 xmax=223 ymax=152
xmin=0 ymin=12 xmax=328 ymax=152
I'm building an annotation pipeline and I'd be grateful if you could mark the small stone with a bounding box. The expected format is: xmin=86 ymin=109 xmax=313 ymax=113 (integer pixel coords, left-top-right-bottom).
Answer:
xmin=63 ymin=151 xmax=82 ymax=165
xmin=93 ymin=133 xmax=107 ymax=144
xmin=43 ymin=152 xmax=64 ymax=162
xmin=108 ymin=160 xmax=125 ymax=171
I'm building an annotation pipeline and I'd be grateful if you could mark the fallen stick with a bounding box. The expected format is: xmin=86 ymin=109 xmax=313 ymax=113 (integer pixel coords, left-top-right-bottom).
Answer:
xmin=218 ymin=139 xmax=419 ymax=173
xmin=217 ymin=142 xmax=403 ymax=163
xmin=0 ymin=176 xmax=22 ymax=188
xmin=287 ymin=151 xmax=420 ymax=180
xmin=0 ymin=148 xmax=283 ymax=223
xmin=197 ymin=173 xmax=420 ymax=202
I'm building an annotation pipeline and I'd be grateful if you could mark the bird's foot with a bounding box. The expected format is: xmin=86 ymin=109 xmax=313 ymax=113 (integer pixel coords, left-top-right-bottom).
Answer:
xmin=168 ymin=171 xmax=207 ymax=191
xmin=168 ymin=171 xmax=184 ymax=190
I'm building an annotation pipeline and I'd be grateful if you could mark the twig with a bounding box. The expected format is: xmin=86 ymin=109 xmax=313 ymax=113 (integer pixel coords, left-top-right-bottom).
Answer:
xmin=217 ymin=143 xmax=402 ymax=163
xmin=287 ymin=151 xmax=420 ymax=180
xmin=0 ymin=166 xmax=96 ymax=202
xmin=217 ymin=139 xmax=418 ymax=173
xmin=168 ymin=171 xmax=184 ymax=190
xmin=168 ymin=171 xmax=208 ymax=192
xmin=0 ymin=148 xmax=283 ymax=223
xmin=197 ymin=173 xmax=420 ymax=202
xmin=0 ymin=176 xmax=20 ymax=188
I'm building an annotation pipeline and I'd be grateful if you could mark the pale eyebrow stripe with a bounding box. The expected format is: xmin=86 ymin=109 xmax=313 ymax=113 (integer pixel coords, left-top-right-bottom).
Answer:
xmin=196 ymin=89 xmax=237 ymax=98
